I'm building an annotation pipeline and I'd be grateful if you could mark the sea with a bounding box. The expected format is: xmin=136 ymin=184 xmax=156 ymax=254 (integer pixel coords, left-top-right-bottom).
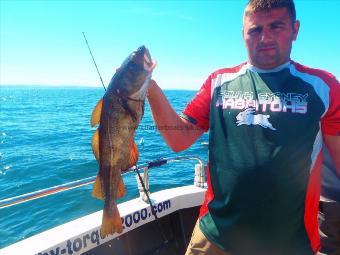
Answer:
xmin=0 ymin=86 xmax=209 ymax=249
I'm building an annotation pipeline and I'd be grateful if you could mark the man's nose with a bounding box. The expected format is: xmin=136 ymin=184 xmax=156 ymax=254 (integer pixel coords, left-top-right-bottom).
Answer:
xmin=260 ymin=28 xmax=273 ymax=42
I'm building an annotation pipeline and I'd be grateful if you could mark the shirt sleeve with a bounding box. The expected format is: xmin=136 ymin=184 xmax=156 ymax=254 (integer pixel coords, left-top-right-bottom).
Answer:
xmin=321 ymin=76 xmax=340 ymax=136
xmin=182 ymin=75 xmax=212 ymax=132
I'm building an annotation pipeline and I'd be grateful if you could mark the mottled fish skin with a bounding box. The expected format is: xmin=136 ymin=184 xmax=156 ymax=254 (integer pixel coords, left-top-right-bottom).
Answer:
xmin=91 ymin=46 xmax=155 ymax=238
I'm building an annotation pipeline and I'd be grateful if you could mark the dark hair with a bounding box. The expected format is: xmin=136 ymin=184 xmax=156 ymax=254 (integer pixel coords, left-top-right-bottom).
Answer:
xmin=245 ymin=0 xmax=296 ymax=21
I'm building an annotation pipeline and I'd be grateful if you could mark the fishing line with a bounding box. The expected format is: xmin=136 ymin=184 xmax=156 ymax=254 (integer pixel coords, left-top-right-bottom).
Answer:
xmin=135 ymin=167 xmax=169 ymax=245
xmin=82 ymin=32 xmax=106 ymax=91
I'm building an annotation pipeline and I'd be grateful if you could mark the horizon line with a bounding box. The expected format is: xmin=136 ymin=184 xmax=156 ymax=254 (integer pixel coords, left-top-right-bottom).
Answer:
xmin=0 ymin=84 xmax=198 ymax=91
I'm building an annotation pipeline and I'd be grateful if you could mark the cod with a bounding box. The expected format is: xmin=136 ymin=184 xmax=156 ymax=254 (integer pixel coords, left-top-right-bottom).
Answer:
xmin=91 ymin=46 xmax=155 ymax=238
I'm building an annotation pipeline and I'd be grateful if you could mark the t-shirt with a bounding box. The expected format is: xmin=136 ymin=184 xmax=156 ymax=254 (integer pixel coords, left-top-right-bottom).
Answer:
xmin=182 ymin=61 xmax=340 ymax=254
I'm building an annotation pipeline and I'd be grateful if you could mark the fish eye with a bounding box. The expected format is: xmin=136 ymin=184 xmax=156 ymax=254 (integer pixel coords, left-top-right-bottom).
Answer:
xmin=128 ymin=62 xmax=137 ymax=70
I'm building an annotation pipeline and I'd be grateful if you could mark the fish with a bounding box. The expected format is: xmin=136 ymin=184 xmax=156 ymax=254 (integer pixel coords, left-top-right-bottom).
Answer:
xmin=90 ymin=46 xmax=155 ymax=238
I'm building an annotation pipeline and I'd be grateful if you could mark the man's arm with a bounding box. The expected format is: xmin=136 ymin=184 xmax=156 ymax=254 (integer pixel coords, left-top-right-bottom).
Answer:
xmin=324 ymin=135 xmax=340 ymax=177
xmin=147 ymin=80 xmax=205 ymax=152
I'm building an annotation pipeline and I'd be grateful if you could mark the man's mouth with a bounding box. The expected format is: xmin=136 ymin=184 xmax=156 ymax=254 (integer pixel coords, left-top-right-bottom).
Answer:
xmin=257 ymin=46 xmax=276 ymax=52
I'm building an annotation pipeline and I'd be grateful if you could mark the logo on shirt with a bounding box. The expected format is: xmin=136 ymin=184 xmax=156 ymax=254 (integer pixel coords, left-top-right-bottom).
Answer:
xmin=216 ymin=91 xmax=308 ymax=114
xmin=236 ymin=108 xmax=276 ymax=130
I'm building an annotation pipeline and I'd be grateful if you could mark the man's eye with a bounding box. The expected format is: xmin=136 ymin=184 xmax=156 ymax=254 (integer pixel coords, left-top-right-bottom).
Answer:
xmin=271 ymin=23 xmax=285 ymax=30
xmin=248 ymin=27 xmax=261 ymax=34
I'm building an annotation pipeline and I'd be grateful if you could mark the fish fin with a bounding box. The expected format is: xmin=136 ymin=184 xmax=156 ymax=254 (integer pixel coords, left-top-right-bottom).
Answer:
xmin=93 ymin=175 xmax=125 ymax=200
xmin=116 ymin=176 xmax=126 ymax=198
xmin=92 ymin=175 xmax=104 ymax=200
xmin=125 ymin=141 xmax=139 ymax=171
xmin=100 ymin=205 xmax=123 ymax=238
xmin=91 ymin=129 xmax=100 ymax=161
xmin=91 ymin=98 xmax=103 ymax=127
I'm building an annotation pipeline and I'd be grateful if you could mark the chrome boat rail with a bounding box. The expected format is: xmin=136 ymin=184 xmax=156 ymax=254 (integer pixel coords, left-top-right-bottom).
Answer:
xmin=0 ymin=156 xmax=205 ymax=209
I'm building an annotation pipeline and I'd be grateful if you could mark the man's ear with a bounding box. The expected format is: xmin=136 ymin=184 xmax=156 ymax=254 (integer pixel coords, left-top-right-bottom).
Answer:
xmin=292 ymin=20 xmax=300 ymax=41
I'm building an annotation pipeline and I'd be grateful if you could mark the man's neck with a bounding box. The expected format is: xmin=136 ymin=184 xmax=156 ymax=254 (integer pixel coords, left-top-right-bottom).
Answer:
xmin=247 ymin=61 xmax=291 ymax=73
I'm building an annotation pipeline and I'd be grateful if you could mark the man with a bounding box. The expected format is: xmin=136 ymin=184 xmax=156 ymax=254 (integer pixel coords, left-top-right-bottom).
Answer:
xmin=147 ymin=0 xmax=340 ymax=254
xmin=318 ymin=147 xmax=340 ymax=255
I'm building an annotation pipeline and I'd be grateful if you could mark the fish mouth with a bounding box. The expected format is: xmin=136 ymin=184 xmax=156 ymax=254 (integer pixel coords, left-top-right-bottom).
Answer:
xmin=126 ymin=46 xmax=156 ymax=72
xmin=145 ymin=55 xmax=157 ymax=72
xmin=136 ymin=45 xmax=157 ymax=77
xmin=129 ymin=46 xmax=157 ymax=100
xmin=136 ymin=45 xmax=156 ymax=72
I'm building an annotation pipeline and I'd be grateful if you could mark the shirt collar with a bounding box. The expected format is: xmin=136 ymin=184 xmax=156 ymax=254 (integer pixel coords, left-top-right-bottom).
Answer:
xmin=246 ymin=61 xmax=291 ymax=73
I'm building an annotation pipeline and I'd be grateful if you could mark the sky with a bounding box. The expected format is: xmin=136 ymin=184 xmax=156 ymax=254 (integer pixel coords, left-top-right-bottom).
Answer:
xmin=0 ymin=0 xmax=339 ymax=90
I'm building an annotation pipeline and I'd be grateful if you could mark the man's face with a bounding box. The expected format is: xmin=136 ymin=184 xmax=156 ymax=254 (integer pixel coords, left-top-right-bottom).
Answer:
xmin=243 ymin=7 xmax=299 ymax=69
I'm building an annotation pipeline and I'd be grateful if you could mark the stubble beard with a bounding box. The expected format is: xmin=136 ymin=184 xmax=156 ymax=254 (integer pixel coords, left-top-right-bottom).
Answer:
xmin=252 ymin=48 xmax=283 ymax=69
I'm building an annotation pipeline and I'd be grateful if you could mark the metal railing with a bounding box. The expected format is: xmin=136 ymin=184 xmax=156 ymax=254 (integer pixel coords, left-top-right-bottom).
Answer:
xmin=0 ymin=156 xmax=205 ymax=209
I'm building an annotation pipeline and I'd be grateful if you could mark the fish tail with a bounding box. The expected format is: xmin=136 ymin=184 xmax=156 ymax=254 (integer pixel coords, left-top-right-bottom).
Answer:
xmin=100 ymin=204 xmax=123 ymax=238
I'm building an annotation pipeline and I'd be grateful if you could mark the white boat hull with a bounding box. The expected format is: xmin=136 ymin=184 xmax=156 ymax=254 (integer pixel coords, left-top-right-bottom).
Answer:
xmin=1 ymin=185 xmax=206 ymax=255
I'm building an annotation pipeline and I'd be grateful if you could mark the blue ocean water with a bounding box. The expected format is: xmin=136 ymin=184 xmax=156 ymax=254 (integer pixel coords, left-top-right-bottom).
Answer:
xmin=0 ymin=86 xmax=208 ymax=248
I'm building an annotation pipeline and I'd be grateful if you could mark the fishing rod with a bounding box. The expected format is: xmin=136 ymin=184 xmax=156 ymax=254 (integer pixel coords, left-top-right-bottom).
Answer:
xmin=0 ymin=156 xmax=205 ymax=209
xmin=82 ymin=32 xmax=106 ymax=91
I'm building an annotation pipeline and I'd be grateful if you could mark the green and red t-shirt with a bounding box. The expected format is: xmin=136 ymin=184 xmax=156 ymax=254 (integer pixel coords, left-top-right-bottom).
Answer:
xmin=182 ymin=61 xmax=340 ymax=255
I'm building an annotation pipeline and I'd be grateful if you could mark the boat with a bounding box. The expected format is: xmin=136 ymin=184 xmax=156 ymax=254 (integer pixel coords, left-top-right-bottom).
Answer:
xmin=0 ymin=156 xmax=206 ymax=255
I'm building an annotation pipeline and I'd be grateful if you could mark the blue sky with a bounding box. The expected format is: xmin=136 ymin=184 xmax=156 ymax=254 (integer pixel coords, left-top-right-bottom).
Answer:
xmin=0 ymin=0 xmax=339 ymax=90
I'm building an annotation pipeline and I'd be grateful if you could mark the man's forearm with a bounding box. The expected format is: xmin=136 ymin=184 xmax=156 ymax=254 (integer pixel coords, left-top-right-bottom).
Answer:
xmin=147 ymin=80 xmax=204 ymax=152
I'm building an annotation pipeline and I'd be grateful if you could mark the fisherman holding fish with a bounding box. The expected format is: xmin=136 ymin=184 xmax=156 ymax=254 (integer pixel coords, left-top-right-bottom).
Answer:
xmin=147 ymin=0 xmax=340 ymax=254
